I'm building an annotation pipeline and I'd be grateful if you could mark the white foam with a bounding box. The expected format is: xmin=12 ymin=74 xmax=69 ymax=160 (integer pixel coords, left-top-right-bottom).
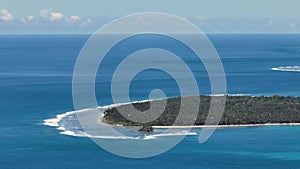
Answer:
xmin=144 ymin=131 xmax=197 ymax=139
xmin=208 ymin=94 xmax=227 ymax=97
xmin=43 ymin=118 xmax=60 ymax=127
xmin=208 ymin=94 xmax=251 ymax=97
xmin=43 ymin=111 xmax=76 ymax=127
xmin=43 ymin=99 xmax=199 ymax=140
xmin=272 ymin=66 xmax=300 ymax=72
xmin=57 ymin=126 xmax=66 ymax=131
xmin=43 ymin=100 xmax=155 ymax=139
xmin=227 ymin=94 xmax=250 ymax=96
xmin=60 ymin=130 xmax=84 ymax=137
xmin=60 ymin=130 xmax=141 ymax=139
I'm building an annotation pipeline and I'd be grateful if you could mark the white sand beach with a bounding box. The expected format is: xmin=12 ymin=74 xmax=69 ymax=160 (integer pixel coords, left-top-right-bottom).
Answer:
xmin=152 ymin=123 xmax=300 ymax=129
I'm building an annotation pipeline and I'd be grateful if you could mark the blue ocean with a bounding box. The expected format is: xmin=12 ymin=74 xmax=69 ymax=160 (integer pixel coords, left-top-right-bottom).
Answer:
xmin=1 ymin=34 xmax=300 ymax=169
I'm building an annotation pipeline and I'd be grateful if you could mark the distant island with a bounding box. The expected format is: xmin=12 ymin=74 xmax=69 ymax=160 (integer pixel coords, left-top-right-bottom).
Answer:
xmin=103 ymin=95 xmax=300 ymax=132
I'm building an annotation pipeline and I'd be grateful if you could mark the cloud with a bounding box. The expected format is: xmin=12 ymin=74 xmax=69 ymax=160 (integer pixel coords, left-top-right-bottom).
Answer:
xmin=194 ymin=16 xmax=208 ymax=26
xmin=289 ymin=23 xmax=296 ymax=28
xmin=86 ymin=18 xmax=92 ymax=24
xmin=262 ymin=13 xmax=268 ymax=18
xmin=20 ymin=15 xmax=35 ymax=24
xmin=39 ymin=9 xmax=50 ymax=18
xmin=66 ymin=15 xmax=81 ymax=23
xmin=195 ymin=16 xmax=206 ymax=21
xmin=0 ymin=9 xmax=13 ymax=21
xmin=79 ymin=18 xmax=92 ymax=27
xmin=0 ymin=8 xmax=94 ymax=31
xmin=39 ymin=9 xmax=65 ymax=22
xmin=27 ymin=16 xmax=34 ymax=21
xmin=267 ymin=20 xmax=274 ymax=27
xmin=20 ymin=17 xmax=27 ymax=23
xmin=49 ymin=12 xmax=64 ymax=22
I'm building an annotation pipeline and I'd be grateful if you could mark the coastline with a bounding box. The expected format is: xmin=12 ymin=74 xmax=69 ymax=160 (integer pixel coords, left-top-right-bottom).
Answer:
xmin=103 ymin=95 xmax=300 ymax=130
xmin=152 ymin=123 xmax=300 ymax=129
xmin=101 ymin=114 xmax=300 ymax=129
xmin=43 ymin=98 xmax=300 ymax=138
xmin=45 ymin=95 xmax=300 ymax=136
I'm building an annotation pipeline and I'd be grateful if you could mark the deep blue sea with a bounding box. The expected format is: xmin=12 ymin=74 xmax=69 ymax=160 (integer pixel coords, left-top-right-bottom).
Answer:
xmin=1 ymin=34 xmax=300 ymax=169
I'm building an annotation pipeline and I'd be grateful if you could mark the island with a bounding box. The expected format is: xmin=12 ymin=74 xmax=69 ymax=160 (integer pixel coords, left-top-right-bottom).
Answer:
xmin=103 ymin=95 xmax=300 ymax=132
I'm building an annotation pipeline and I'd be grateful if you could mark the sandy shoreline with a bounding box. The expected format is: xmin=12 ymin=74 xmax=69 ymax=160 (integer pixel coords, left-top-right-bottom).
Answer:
xmin=152 ymin=123 xmax=300 ymax=129
xmin=101 ymin=113 xmax=300 ymax=129
xmin=101 ymin=114 xmax=300 ymax=129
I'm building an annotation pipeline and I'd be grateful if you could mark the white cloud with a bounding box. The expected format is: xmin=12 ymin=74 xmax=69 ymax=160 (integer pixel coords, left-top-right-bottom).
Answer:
xmin=20 ymin=17 xmax=27 ymax=23
xmin=20 ymin=15 xmax=35 ymax=24
xmin=289 ymin=23 xmax=296 ymax=28
xmin=0 ymin=8 xmax=94 ymax=31
xmin=262 ymin=13 xmax=268 ymax=18
xmin=79 ymin=18 xmax=92 ymax=27
xmin=49 ymin=12 xmax=64 ymax=22
xmin=86 ymin=18 xmax=92 ymax=24
xmin=267 ymin=20 xmax=274 ymax=27
xmin=195 ymin=16 xmax=206 ymax=21
xmin=193 ymin=16 xmax=208 ymax=26
xmin=39 ymin=9 xmax=65 ymax=22
xmin=0 ymin=9 xmax=13 ymax=21
xmin=39 ymin=9 xmax=50 ymax=18
xmin=27 ymin=15 xmax=34 ymax=21
xmin=66 ymin=15 xmax=81 ymax=23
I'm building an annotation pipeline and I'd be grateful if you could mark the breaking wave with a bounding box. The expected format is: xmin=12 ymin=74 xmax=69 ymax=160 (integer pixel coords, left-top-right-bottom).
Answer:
xmin=43 ymin=100 xmax=197 ymax=140
xmin=271 ymin=66 xmax=300 ymax=72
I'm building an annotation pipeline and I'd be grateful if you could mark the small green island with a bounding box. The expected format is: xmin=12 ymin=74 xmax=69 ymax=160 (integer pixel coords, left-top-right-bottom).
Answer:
xmin=103 ymin=95 xmax=300 ymax=132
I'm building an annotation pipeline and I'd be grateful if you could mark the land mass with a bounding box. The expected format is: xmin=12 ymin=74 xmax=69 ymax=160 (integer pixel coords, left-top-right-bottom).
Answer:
xmin=103 ymin=95 xmax=300 ymax=132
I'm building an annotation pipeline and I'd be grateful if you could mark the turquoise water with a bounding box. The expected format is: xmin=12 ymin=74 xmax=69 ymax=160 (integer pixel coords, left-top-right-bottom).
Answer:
xmin=0 ymin=34 xmax=300 ymax=168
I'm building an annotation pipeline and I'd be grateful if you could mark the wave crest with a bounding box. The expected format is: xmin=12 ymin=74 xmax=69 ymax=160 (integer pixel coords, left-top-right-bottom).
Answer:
xmin=272 ymin=66 xmax=300 ymax=72
xmin=43 ymin=100 xmax=197 ymax=140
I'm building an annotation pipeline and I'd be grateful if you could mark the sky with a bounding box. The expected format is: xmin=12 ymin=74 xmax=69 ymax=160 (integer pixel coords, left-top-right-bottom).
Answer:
xmin=1 ymin=0 xmax=300 ymax=34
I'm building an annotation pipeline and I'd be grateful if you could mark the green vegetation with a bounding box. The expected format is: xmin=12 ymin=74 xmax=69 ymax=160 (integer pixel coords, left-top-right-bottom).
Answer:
xmin=103 ymin=95 xmax=300 ymax=128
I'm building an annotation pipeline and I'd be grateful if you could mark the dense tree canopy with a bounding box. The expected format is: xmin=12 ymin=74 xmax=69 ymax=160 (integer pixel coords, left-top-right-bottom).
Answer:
xmin=103 ymin=95 xmax=300 ymax=127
